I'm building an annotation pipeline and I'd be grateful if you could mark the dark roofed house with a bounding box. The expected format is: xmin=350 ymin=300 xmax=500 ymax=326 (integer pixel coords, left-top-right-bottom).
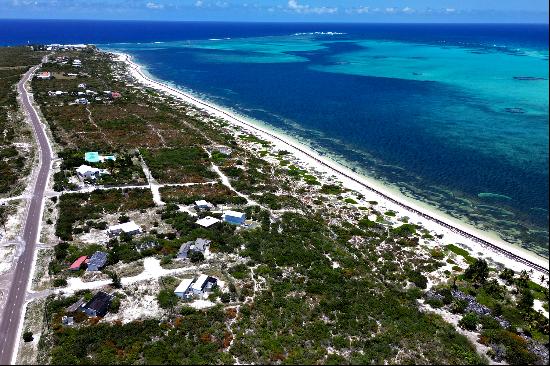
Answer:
xmin=87 ymin=251 xmax=108 ymax=271
xmin=177 ymin=242 xmax=192 ymax=259
xmin=177 ymin=238 xmax=211 ymax=259
xmin=82 ymin=291 xmax=112 ymax=317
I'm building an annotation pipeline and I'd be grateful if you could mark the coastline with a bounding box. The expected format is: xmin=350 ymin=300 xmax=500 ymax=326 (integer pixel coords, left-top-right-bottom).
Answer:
xmin=110 ymin=50 xmax=549 ymax=277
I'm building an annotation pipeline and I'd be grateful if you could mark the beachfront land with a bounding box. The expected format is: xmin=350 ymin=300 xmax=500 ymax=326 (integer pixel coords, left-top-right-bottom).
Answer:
xmin=1 ymin=45 xmax=548 ymax=365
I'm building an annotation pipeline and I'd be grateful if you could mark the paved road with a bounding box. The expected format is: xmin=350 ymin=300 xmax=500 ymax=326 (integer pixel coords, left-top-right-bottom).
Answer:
xmin=0 ymin=64 xmax=52 ymax=364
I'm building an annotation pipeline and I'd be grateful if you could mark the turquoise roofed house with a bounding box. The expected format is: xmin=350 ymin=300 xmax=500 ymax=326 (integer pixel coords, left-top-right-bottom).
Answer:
xmin=84 ymin=152 xmax=116 ymax=163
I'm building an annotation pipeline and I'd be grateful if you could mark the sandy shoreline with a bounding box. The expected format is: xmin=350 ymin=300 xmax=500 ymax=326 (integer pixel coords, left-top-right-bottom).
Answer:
xmin=110 ymin=51 xmax=548 ymax=277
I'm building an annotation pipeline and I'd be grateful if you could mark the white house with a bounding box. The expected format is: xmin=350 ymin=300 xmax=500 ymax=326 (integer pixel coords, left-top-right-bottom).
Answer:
xmin=107 ymin=221 xmax=142 ymax=237
xmin=72 ymin=59 xmax=82 ymax=67
xmin=76 ymin=165 xmax=103 ymax=180
xmin=195 ymin=200 xmax=214 ymax=211
xmin=36 ymin=71 xmax=51 ymax=80
xmin=75 ymin=98 xmax=88 ymax=105
xmin=196 ymin=216 xmax=220 ymax=228
xmin=174 ymin=278 xmax=194 ymax=299
xmin=78 ymin=83 xmax=86 ymax=89
xmin=222 ymin=211 xmax=246 ymax=226
xmin=191 ymin=274 xmax=217 ymax=295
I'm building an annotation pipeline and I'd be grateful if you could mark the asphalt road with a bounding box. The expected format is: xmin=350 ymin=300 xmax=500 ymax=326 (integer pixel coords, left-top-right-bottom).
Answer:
xmin=0 ymin=64 xmax=52 ymax=364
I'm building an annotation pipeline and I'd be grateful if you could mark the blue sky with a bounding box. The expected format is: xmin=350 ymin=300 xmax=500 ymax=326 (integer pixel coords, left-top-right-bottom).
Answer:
xmin=1 ymin=0 xmax=548 ymax=22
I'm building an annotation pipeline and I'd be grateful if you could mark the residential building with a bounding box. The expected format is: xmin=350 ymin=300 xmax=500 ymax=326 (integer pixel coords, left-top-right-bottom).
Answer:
xmin=191 ymin=274 xmax=217 ymax=295
xmin=86 ymin=251 xmax=108 ymax=272
xmin=222 ymin=211 xmax=246 ymax=225
xmin=174 ymin=278 xmax=194 ymax=299
xmin=196 ymin=216 xmax=220 ymax=228
xmin=177 ymin=238 xmax=211 ymax=259
xmin=36 ymin=71 xmax=51 ymax=80
xmin=82 ymin=291 xmax=112 ymax=317
xmin=75 ymin=164 xmax=103 ymax=180
xmin=75 ymin=98 xmax=88 ymax=105
xmin=195 ymin=200 xmax=214 ymax=211
xmin=69 ymin=255 xmax=88 ymax=271
xmin=66 ymin=298 xmax=85 ymax=313
xmin=107 ymin=221 xmax=142 ymax=237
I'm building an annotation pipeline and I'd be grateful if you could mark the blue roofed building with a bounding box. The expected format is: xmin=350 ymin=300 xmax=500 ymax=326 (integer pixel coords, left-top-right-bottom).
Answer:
xmin=86 ymin=251 xmax=108 ymax=271
xmin=222 ymin=210 xmax=246 ymax=226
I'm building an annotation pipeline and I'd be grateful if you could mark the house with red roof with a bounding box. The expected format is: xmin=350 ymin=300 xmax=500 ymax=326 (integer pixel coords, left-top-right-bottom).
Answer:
xmin=69 ymin=256 xmax=88 ymax=271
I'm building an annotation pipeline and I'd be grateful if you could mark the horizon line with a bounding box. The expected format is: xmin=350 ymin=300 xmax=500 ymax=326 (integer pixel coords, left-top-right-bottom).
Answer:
xmin=1 ymin=18 xmax=548 ymax=25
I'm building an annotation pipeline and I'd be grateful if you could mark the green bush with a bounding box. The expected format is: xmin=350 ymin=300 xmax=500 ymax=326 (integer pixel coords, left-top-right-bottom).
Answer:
xmin=458 ymin=313 xmax=479 ymax=331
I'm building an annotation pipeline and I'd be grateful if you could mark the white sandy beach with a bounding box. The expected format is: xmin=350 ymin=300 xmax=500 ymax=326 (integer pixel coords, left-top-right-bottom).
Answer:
xmin=112 ymin=51 xmax=548 ymax=279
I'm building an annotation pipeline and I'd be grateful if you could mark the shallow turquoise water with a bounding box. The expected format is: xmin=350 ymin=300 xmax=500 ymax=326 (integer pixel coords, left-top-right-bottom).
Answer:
xmin=103 ymin=25 xmax=550 ymax=256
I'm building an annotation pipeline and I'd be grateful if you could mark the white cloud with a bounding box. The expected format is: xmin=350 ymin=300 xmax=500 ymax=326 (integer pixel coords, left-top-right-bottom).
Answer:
xmin=146 ymin=2 xmax=164 ymax=9
xmin=402 ymin=6 xmax=414 ymax=14
xmin=346 ymin=6 xmax=369 ymax=14
xmin=385 ymin=7 xmax=396 ymax=13
xmin=194 ymin=0 xmax=203 ymax=7
xmin=287 ymin=0 xmax=337 ymax=15
xmin=445 ymin=8 xmax=456 ymax=13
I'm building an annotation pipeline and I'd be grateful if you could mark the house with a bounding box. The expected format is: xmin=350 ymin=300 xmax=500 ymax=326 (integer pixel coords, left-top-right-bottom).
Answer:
xmin=222 ymin=211 xmax=246 ymax=226
xmin=78 ymin=83 xmax=86 ymax=89
xmin=107 ymin=221 xmax=142 ymax=237
xmin=191 ymin=274 xmax=217 ymax=295
xmin=66 ymin=297 xmax=85 ymax=313
xmin=86 ymin=89 xmax=97 ymax=96
xmin=72 ymin=59 xmax=82 ymax=67
xmin=195 ymin=200 xmax=214 ymax=211
xmin=86 ymin=251 xmax=108 ymax=271
xmin=174 ymin=278 xmax=194 ymax=299
xmin=69 ymin=255 xmax=88 ymax=271
xmin=177 ymin=238 xmax=211 ymax=259
xmin=196 ymin=216 xmax=220 ymax=228
xmin=36 ymin=71 xmax=51 ymax=80
xmin=81 ymin=291 xmax=112 ymax=317
xmin=75 ymin=98 xmax=88 ymax=105
xmin=110 ymin=91 xmax=122 ymax=99
xmin=177 ymin=242 xmax=191 ymax=259
xmin=75 ymin=164 xmax=103 ymax=180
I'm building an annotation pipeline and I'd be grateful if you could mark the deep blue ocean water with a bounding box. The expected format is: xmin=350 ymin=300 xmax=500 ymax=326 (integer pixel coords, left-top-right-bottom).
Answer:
xmin=1 ymin=20 xmax=548 ymax=256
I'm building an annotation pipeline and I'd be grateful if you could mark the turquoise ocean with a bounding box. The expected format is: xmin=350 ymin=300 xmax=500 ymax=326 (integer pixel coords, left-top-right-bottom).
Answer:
xmin=2 ymin=21 xmax=548 ymax=256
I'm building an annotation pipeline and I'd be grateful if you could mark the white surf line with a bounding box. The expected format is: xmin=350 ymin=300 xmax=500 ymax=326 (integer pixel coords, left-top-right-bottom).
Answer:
xmin=113 ymin=52 xmax=548 ymax=276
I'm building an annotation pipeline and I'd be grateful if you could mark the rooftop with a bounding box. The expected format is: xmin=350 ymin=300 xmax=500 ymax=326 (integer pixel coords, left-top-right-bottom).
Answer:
xmin=174 ymin=278 xmax=194 ymax=294
xmin=196 ymin=216 xmax=220 ymax=228
xmin=108 ymin=221 xmax=141 ymax=233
